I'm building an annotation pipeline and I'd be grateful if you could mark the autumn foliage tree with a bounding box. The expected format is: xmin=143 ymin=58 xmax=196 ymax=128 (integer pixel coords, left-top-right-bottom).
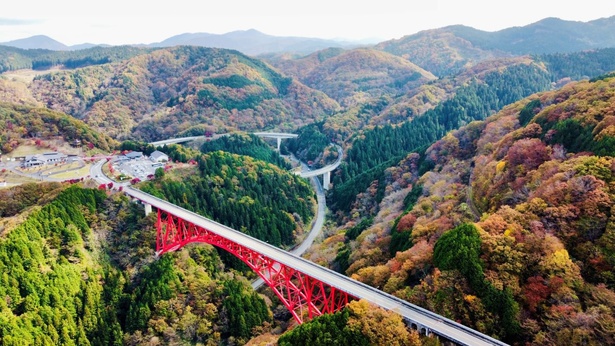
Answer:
xmin=433 ymin=223 xmax=520 ymax=341
xmin=278 ymin=299 xmax=422 ymax=346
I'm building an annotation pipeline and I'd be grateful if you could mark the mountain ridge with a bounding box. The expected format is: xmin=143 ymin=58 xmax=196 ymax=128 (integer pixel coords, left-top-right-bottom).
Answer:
xmin=0 ymin=29 xmax=368 ymax=55
xmin=3 ymin=15 xmax=615 ymax=58
xmin=373 ymin=15 xmax=615 ymax=77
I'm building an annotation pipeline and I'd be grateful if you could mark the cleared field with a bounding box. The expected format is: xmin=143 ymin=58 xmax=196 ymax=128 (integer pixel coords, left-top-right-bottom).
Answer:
xmin=49 ymin=164 xmax=92 ymax=180
xmin=4 ymin=145 xmax=52 ymax=158
xmin=1 ymin=68 xmax=61 ymax=83
xmin=0 ymin=169 xmax=37 ymax=185
xmin=3 ymin=141 xmax=92 ymax=161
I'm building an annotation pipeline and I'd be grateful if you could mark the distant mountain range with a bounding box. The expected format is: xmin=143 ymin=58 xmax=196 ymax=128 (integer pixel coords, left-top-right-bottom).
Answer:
xmin=0 ymin=35 xmax=110 ymax=51
xmin=2 ymin=16 xmax=615 ymax=57
xmin=0 ymin=30 xmax=368 ymax=55
xmin=148 ymin=29 xmax=372 ymax=55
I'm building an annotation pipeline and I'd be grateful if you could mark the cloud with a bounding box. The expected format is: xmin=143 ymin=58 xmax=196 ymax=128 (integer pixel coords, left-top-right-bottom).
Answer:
xmin=0 ymin=18 xmax=43 ymax=26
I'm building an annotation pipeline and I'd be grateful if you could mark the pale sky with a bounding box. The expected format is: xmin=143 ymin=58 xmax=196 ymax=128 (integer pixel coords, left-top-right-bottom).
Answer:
xmin=2 ymin=0 xmax=615 ymax=46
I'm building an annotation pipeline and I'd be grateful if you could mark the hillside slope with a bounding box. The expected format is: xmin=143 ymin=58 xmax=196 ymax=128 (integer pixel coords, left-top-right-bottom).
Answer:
xmin=269 ymin=48 xmax=437 ymax=107
xmin=311 ymin=73 xmax=615 ymax=345
xmin=27 ymin=46 xmax=340 ymax=140
xmin=375 ymin=16 xmax=615 ymax=77
xmin=0 ymin=102 xmax=118 ymax=154
xmin=375 ymin=28 xmax=510 ymax=78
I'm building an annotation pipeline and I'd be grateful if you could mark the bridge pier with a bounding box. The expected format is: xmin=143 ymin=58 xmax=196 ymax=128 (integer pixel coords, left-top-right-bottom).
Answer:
xmin=408 ymin=322 xmax=433 ymax=337
xmin=253 ymin=132 xmax=298 ymax=153
xmin=144 ymin=203 xmax=152 ymax=216
xmin=323 ymin=171 xmax=331 ymax=190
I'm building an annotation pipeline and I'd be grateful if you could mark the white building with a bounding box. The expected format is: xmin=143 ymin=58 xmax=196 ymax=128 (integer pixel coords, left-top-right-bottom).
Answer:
xmin=22 ymin=155 xmax=45 ymax=167
xmin=22 ymin=152 xmax=67 ymax=168
xmin=149 ymin=150 xmax=169 ymax=163
xmin=123 ymin=151 xmax=144 ymax=160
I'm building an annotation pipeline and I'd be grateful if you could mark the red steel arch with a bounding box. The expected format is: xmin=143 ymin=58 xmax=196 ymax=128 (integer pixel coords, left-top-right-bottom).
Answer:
xmin=155 ymin=208 xmax=353 ymax=324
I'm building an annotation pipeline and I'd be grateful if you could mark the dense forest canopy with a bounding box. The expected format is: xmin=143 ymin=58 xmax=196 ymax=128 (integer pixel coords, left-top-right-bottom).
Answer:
xmin=20 ymin=46 xmax=339 ymax=141
xmin=307 ymin=75 xmax=615 ymax=345
xmin=138 ymin=150 xmax=315 ymax=270
xmin=199 ymin=133 xmax=291 ymax=169
xmin=0 ymin=185 xmax=272 ymax=345
xmin=0 ymin=102 xmax=118 ymax=154
xmin=0 ymin=45 xmax=155 ymax=73
xmin=326 ymin=62 xmax=552 ymax=215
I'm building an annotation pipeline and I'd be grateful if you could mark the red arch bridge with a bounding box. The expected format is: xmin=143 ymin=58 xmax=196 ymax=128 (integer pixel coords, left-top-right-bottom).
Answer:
xmin=124 ymin=187 xmax=508 ymax=346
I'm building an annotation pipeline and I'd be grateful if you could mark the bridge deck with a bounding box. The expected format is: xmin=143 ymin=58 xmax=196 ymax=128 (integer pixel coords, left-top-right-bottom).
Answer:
xmin=124 ymin=186 xmax=508 ymax=346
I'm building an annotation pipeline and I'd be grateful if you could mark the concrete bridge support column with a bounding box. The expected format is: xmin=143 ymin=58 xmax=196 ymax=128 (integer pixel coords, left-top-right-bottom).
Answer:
xmin=323 ymin=171 xmax=331 ymax=190
xmin=416 ymin=324 xmax=431 ymax=337
xmin=276 ymin=137 xmax=281 ymax=152
xmin=144 ymin=203 xmax=152 ymax=216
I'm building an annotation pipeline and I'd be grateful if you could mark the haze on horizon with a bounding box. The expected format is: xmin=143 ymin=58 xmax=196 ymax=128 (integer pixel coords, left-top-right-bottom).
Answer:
xmin=2 ymin=0 xmax=614 ymax=46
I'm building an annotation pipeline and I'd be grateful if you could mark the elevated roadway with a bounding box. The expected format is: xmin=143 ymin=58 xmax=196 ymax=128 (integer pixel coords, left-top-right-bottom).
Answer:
xmin=124 ymin=186 xmax=508 ymax=346
xmin=295 ymin=144 xmax=343 ymax=189
xmin=149 ymin=136 xmax=205 ymax=147
xmin=252 ymin=132 xmax=298 ymax=151
xmin=149 ymin=132 xmax=298 ymax=151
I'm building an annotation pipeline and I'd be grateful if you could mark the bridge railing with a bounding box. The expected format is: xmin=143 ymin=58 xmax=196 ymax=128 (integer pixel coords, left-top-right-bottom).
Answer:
xmin=124 ymin=186 xmax=508 ymax=346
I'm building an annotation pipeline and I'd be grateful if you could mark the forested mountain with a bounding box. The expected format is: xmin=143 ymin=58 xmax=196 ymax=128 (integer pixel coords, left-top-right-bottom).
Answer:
xmin=7 ymin=16 xmax=614 ymax=64
xmin=3 ymin=15 xmax=615 ymax=346
xmin=0 ymin=102 xmax=118 ymax=154
xmin=0 ymin=183 xmax=277 ymax=345
xmin=20 ymin=46 xmax=339 ymax=140
xmin=274 ymin=56 xmax=549 ymax=160
xmin=0 ymin=77 xmax=42 ymax=106
xmin=374 ymin=27 xmax=510 ymax=78
xmin=304 ymin=73 xmax=615 ymax=345
xmin=267 ymin=48 xmax=437 ymax=107
xmin=0 ymin=45 xmax=154 ymax=73
xmin=0 ymin=136 xmax=317 ymax=344
xmin=458 ymin=16 xmax=615 ymax=54
xmin=326 ymin=60 xmax=552 ymax=213
xmin=2 ymin=30 xmax=364 ymax=57
xmin=140 ymin=151 xmax=314 ymax=249
xmin=0 ymin=35 xmax=69 ymax=51
xmin=2 ymin=18 xmax=615 ymax=146
xmin=276 ymin=48 xmax=615 ymax=154
xmin=199 ymin=133 xmax=291 ymax=169
xmin=375 ymin=16 xmax=615 ymax=77
xmin=279 ymin=49 xmax=615 ymax=216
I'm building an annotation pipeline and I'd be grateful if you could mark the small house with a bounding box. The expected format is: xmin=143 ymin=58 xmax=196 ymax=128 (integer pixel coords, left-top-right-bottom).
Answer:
xmin=124 ymin=151 xmax=143 ymax=160
xmin=22 ymin=155 xmax=45 ymax=167
xmin=21 ymin=152 xmax=67 ymax=167
xmin=149 ymin=150 xmax=169 ymax=163
xmin=42 ymin=152 xmax=67 ymax=164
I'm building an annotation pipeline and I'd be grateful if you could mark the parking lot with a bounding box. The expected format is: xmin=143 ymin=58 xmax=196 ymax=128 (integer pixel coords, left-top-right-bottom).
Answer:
xmin=113 ymin=157 xmax=162 ymax=181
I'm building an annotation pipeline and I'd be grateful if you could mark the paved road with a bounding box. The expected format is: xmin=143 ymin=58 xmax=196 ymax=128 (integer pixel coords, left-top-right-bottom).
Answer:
xmin=2 ymin=160 xmax=84 ymax=183
xmin=292 ymin=174 xmax=326 ymax=256
xmin=252 ymin=132 xmax=298 ymax=139
xmin=297 ymin=144 xmax=343 ymax=178
xmin=252 ymin=170 xmax=326 ymax=290
xmin=149 ymin=136 xmax=205 ymax=147
xmin=90 ymin=159 xmax=131 ymax=188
